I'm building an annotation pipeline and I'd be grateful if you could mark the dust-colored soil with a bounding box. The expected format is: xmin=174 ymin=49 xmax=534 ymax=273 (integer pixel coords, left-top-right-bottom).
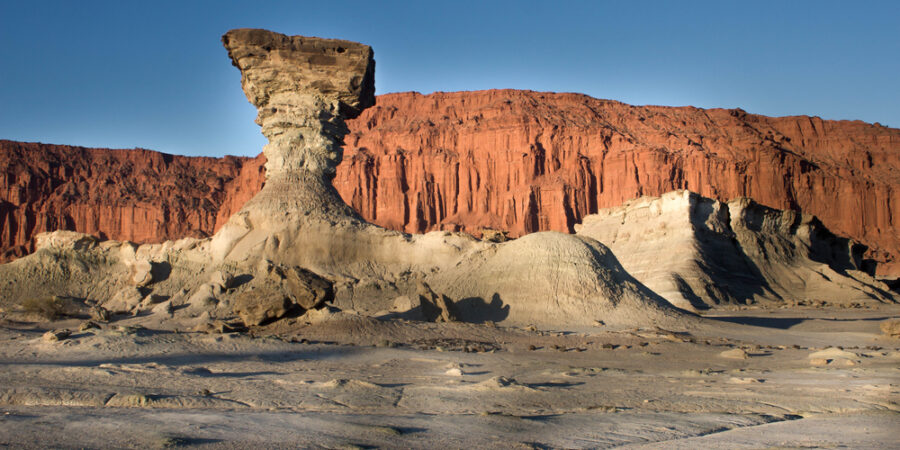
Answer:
xmin=0 ymin=306 xmax=898 ymax=448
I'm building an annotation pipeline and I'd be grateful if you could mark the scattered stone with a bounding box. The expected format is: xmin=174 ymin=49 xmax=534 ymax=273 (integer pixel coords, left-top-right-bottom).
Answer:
xmin=79 ymin=321 xmax=100 ymax=332
xmin=880 ymin=319 xmax=900 ymax=338
xmin=416 ymin=281 xmax=456 ymax=322
xmin=720 ymin=348 xmax=748 ymax=359
xmin=42 ymin=329 xmax=71 ymax=342
xmin=445 ymin=368 xmax=463 ymax=376
xmin=90 ymin=305 xmax=111 ymax=322
xmin=113 ymin=324 xmax=145 ymax=336
xmin=480 ymin=228 xmax=509 ymax=243
xmin=808 ymin=347 xmax=860 ymax=361
xmin=232 ymin=289 xmax=290 ymax=326
xmin=262 ymin=263 xmax=334 ymax=310
xmin=480 ymin=376 xmax=520 ymax=388
xmin=193 ymin=320 xmax=245 ymax=334
xmin=729 ymin=377 xmax=765 ymax=384
xmin=152 ymin=433 xmax=191 ymax=449
xmin=129 ymin=260 xmax=154 ymax=287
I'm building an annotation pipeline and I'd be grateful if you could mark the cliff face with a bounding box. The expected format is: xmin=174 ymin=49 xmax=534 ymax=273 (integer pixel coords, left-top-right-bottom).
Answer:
xmin=2 ymin=89 xmax=899 ymax=274
xmin=0 ymin=140 xmax=265 ymax=261
xmin=336 ymin=90 xmax=900 ymax=275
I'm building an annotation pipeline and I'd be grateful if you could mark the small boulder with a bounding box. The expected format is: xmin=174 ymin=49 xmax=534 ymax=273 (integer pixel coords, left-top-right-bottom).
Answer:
xmin=43 ymin=329 xmax=71 ymax=342
xmin=480 ymin=228 xmax=510 ymax=243
xmin=880 ymin=319 xmax=900 ymax=338
xmin=260 ymin=263 xmax=332 ymax=310
xmin=90 ymin=305 xmax=111 ymax=322
xmin=301 ymin=305 xmax=346 ymax=324
xmin=129 ymin=260 xmax=154 ymax=287
xmin=113 ymin=324 xmax=145 ymax=335
xmin=232 ymin=289 xmax=291 ymax=326
xmin=719 ymin=348 xmax=748 ymax=359
xmin=416 ymin=281 xmax=456 ymax=322
xmin=79 ymin=321 xmax=101 ymax=332
xmin=193 ymin=319 xmax=245 ymax=334
xmin=286 ymin=267 xmax=332 ymax=310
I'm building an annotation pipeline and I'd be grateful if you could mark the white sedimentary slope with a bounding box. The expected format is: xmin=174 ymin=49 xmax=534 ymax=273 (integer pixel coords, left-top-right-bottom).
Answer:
xmin=576 ymin=190 xmax=897 ymax=311
xmin=0 ymin=29 xmax=685 ymax=329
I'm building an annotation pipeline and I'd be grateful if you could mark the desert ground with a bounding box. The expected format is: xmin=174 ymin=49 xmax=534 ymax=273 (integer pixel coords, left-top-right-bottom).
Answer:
xmin=1 ymin=304 xmax=897 ymax=449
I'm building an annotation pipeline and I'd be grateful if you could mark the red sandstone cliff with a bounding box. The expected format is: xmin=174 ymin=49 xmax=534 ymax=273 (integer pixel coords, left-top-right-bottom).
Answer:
xmin=337 ymin=91 xmax=900 ymax=275
xmin=0 ymin=140 xmax=265 ymax=260
xmin=2 ymin=90 xmax=899 ymax=274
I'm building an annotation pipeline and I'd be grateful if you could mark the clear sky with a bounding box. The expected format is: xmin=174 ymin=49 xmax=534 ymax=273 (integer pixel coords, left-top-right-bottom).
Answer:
xmin=1 ymin=1 xmax=898 ymax=157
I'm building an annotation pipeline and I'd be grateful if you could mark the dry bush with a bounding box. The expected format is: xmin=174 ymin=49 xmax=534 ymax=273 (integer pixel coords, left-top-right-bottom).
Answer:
xmin=21 ymin=296 xmax=66 ymax=320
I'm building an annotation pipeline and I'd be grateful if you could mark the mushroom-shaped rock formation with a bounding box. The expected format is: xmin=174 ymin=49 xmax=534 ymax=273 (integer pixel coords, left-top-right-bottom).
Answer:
xmin=0 ymin=29 xmax=687 ymax=329
xmin=222 ymin=28 xmax=373 ymax=207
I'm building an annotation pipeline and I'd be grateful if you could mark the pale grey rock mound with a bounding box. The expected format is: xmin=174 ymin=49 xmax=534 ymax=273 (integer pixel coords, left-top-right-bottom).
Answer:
xmin=576 ymin=190 xmax=897 ymax=311
xmin=0 ymin=29 xmax=687 ymax=330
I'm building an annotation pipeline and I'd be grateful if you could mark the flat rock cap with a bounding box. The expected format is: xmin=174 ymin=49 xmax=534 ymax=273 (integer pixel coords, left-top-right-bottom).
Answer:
xmin=222 ymin=28 xmax=375 ymax=118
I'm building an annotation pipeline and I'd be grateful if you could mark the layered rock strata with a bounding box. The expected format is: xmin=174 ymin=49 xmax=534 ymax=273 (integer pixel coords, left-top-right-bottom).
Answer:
xmin=576 ymin=190 xmax=897 ymax=311
xmin=336 ymin=91 xmax=900 ymax=276
xmin=4 ymin=90 xmax=898 ymax=276
xmin=0 ymin=29 xmax=683 ymax=329
xmin=0 ymin=140 xmax=265 ymax=262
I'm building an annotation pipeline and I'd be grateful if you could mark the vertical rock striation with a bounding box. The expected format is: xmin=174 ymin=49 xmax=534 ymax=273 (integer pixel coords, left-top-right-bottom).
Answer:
xmin=2 ymin=89 xmax=898 ymax=276
xmin=0 ymin=140 xmax=265 ymax=261
xmin=336 ymin=90 xmax=900 ymax=275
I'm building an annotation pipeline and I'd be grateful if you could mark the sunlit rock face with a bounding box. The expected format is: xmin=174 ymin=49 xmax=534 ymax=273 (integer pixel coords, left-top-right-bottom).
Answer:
xmin=210 ymin=29 xmax=381 ymax=268
xmin=222 ymin=28 xmax=374 ymax=182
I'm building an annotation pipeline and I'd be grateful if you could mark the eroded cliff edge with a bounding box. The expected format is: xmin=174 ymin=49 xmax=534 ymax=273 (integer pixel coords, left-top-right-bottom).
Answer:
xmin=3 ymin=92 xmax=898 ymax=274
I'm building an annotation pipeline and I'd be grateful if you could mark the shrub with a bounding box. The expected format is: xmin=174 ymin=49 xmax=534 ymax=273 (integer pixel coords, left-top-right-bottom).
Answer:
xmin=21 ymin=296 xmax=66 ymax=320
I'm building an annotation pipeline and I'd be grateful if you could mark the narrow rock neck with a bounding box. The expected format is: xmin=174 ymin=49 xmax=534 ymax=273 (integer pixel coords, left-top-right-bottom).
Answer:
xmin=259 ymin=95 xmax=348 ymax=184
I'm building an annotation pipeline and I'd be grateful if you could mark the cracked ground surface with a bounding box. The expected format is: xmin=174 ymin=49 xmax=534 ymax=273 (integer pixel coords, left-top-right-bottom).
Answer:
xmin=0 ymin=306 xmax=898 ymax=448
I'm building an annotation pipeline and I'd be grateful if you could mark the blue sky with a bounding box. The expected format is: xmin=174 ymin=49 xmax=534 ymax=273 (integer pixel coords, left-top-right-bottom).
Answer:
xmin=1 ymin=1 xmax=898 ymax=157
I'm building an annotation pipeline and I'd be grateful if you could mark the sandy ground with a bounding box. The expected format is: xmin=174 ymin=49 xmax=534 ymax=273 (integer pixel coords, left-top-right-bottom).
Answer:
xmin=0 ymin=306 xmax=898 ymax=448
